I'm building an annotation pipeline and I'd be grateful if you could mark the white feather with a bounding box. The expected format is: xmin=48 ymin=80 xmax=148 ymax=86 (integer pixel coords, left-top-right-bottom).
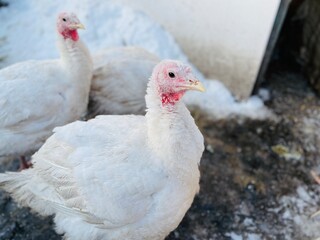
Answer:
xmin=0 ymin=25 xmax=92 ymax=157
xmin=89 ymin=46 xmax=158 ymax=117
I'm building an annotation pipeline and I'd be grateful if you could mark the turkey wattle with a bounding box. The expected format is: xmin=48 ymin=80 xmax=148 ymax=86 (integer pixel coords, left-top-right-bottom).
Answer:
xmin=0 ymin=12 xmax=92 ymax=166
xmin=0 ymin=60 xmax=205 ymax=240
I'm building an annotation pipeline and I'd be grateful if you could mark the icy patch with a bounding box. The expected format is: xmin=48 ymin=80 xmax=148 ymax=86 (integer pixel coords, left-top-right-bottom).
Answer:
xmin=0 ymin=0 xmax=273 ymax=120
xmin=185 ymin=80 xmax=274 ymax=120
xmin=257 ymin=88 xmax=271 ymax=102
xmin=225 ymin=185 xmax=320 ymax=240
xmin=277 ymin=185 xmax=320 ymax=239
xmin=227 ymin=232 xmax=243 ymax=240
xmin=247 ymin=233 xmax=261 ymax=240
xmin=301 ymin=115 xmax=320 ymax=153
xmin=226 ymin=231 xmax=263 ymax=240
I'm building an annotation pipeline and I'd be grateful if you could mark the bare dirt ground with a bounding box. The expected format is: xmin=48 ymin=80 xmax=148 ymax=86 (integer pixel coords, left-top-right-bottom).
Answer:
xmin=0 ymin=65 xmax=320 ymax=240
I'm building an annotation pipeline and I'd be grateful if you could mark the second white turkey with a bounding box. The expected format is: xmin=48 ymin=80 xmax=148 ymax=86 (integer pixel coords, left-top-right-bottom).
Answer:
xmin=89 ymin=46 xmax=158 ymax=117
xmin=0 ymin=12 xmax=92 ymax=166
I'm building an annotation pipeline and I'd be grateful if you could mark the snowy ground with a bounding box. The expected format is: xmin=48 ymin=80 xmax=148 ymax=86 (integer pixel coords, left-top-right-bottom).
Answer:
xmin=1 ymin=1 xmax=320 ymax=240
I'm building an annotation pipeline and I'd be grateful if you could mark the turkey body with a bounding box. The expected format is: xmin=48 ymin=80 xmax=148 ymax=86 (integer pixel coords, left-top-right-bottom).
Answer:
xmin=0 ymin=35 xmax=92 ymax=157
xmin=89 ymin=46 xmax=158 ymax=116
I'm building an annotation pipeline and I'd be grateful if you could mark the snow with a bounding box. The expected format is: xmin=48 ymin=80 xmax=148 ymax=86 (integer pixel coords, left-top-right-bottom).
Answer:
xmin=226 ymin=232 xmax=262 ymax=240
xmin=257 ymin=88 xmax=271 ymax=101
xmin=224 ymin=184 xmax=320 ymax=240
xmin=301 ymin=115 xmax=320 ymax=152
xmin=0 ymin=0 xmax=273 ymax=120
xmin=228 ymin=232 xmax=243 ymax=240
xmin=247 ymin=233 xmax=261 ymax=240
xmin=277 ymin=185 xmax=320 ymax=239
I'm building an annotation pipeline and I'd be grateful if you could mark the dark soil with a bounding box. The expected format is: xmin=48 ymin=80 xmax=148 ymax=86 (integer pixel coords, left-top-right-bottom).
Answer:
xmin=0 ymin=1 xmax=8 ymax=8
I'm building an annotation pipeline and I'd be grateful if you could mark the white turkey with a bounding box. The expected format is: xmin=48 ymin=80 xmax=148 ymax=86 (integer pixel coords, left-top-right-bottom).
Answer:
xmin=89 ymin=46 xmax=159 ymax=117
xmin=0 ymin=60 xmax=205 ymax=240
xmin=0 ymin=12 xmax=92 ymax=168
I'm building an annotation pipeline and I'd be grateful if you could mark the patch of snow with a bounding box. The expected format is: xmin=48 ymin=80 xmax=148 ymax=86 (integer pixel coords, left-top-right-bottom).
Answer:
xmin=0 ymin=0 xmax=273 ymax=120
xmin=247 ymin=233 xmax=261 ymax=240
xmin=185 ymin=80 xmax=274 ymax=120
xmin=226 ymin=231 xmax=263 ymax=240
xmin=227 ymin=232 xmax=243 ymax=240
xmin=282 ymin=209 xmax=292 ymax=219
xmin=301 ymin=115 xmax=320 ymax=152
xmin=205 ymin=144 xmax=214 ymax=154
xmin=297 ymin=185 xmax=313 ymax=202
xmin=277 ymin=185 xmax=320 ymax=239
xmin=257 ymin=88 xmax=271 ymax=101
xmin=243 ymin=218 xmax=254 ymax=226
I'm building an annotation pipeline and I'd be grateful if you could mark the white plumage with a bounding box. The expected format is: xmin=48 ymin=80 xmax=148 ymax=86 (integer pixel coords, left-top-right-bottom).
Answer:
xmin=0 ymin=60 xmax=205 ymax=240
xmin=0 ymin=12 xmax=92 ymax=158
xmin=89 ymin=46 xmax=158 ymax=116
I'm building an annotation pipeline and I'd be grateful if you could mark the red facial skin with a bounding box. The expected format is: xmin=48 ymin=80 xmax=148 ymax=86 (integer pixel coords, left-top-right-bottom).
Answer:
xmin=156 ymin=62 xmax=191 ymax=106
xmin=61 ymin=29 xmax=79 ymax=41
xmin=57 ymin=13 xmax=80 ymax=42
xmin=161 ymin=92 xmax=185 ymax=105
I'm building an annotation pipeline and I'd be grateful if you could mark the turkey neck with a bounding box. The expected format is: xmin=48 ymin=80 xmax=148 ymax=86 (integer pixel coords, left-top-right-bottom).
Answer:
xmin=57 ymin=34 xmax=93 ymax=88
xmin=145 ymin=80 xmax=203 ymax=178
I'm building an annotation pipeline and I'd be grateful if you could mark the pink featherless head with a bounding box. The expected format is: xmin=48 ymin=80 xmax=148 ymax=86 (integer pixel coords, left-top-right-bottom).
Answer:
xmin=151 ymin=60 xmax=205 ymax=106
xmin=56 ymin=12 xmax=85 ymax=41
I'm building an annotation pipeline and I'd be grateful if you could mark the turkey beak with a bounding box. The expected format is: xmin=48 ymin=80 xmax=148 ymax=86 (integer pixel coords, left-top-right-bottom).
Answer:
xmin=183 ymin=79 xmax=205 ymax=92
xmin=70 ymin=23 xmax=85 ymax=30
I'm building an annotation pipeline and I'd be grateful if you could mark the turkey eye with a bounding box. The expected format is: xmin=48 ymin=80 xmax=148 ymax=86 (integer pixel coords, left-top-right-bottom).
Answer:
xmin=168 ymin=72 xmax=175 ymax=78
xmin=62 ymin=18 xmax=67 ymax=22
